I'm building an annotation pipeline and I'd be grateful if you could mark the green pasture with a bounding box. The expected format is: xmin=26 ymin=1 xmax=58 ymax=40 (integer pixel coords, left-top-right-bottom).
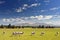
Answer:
xmin=0 ymin=28 xmax=60 ymax=40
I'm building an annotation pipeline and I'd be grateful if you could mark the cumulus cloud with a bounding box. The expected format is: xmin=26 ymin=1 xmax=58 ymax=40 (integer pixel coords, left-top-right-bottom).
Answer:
xmin=35 ymin=15 xmax=43 ymax=20
xmin=2 ymin=15 xmax=54 ymax=23
xmin=2 ymin=15 xmax=53 ymax=24
xmin=44 ymin=16 xmax=53 ymax=19
xmin=3 ymin=18 xmax=24 ymax=23
xmin=3 ymin=18 xmax=12 ymax=22
xmin=23 ymin=4 xmax=28 ymax=7
xmin=30 ymin=15 xmax=52 ymax=20
xmin=29 ymin=3 xmax=40 ymax=7
xmin=22 ymin=7 xmax=26 ymax=10
xmin=50 ymin=7 xmax=60 ymax=10
xmin=22 ymin=4 xmax=28 ymax=10
xmin=15 ymin=18 xmax=24 ymax=22
xmin=16 ymin=7 xmax=23 ymax=12
xmin=2 ymin=15 xmax=60 ymax=26
xmin=30 ymin=15 xmax=43 ymax=20
xmin=3 ymin=18 xmax=15 ymax=22
xmin=3 ymin=18 xmax=6 ymax=22
xmin=16 ymin=3 xmax=40 ymax=12
xmin=16 ymin=20 xmax=35 ymax=24
xmin=30 ymin=16 xmax=35 ymax=19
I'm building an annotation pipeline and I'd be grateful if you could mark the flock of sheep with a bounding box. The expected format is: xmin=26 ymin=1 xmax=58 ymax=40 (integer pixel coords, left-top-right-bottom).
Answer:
xmin=3 ymin=31 xmax=59 ymax=36
xmin=12 ymin=32 xmax=45 ymax=36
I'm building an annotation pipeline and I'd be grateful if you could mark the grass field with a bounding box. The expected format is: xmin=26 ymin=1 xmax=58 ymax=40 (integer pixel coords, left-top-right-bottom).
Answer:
xmin=0 ymin=28 xmax=60 ymax=40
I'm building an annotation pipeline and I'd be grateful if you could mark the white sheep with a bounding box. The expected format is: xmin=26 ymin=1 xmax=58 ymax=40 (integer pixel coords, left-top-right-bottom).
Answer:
xmin=56 ymin=32 xmax=59 ymax=34
xmin=13 ymin=32 xmax=24 ymax=35
xmin=13 ymin=32 xmax=17 ymax=35
xmin=55 ymin=32 xmax=59 ymax=36
xmin=32 ymin=32 xmax=35 ymax=34
xmin=3 ymin=31 xmax=5 ymax=34
xmin=31 ymin=32 xmax=35 ymax=36
xmin=40 ymin=32 xmax=45 ymax=36
xmin=19 ymin=32 xmax=24 ymax=34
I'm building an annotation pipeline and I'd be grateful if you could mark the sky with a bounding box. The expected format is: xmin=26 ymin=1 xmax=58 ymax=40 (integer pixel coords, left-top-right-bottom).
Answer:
xmin=0 ymin=0 xmax=60 ymax=26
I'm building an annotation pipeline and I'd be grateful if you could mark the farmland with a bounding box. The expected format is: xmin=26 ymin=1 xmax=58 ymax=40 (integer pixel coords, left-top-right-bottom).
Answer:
xmin=0 ymin=28 xmax=60 ymax=40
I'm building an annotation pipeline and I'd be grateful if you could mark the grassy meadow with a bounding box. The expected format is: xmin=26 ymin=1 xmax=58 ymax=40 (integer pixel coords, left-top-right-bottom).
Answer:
xmin=0 ymin=28 xmax=60 ymax=40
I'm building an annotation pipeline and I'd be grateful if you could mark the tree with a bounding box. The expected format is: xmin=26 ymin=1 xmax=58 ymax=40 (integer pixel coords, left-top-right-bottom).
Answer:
xmin=41 ymin=25 xmax=44 ymax=28
xmin=37 ymin=25 xmax=42 ymax=28
xmin=11 ymin=25 xmax=15 ymax=28
xmin=22 ymin=26 xmax=24 ymax=28
xmin=8 ymin=24 xmax=11 ymax=28
xmin=0 ymin=24 xmax=4 ymax=28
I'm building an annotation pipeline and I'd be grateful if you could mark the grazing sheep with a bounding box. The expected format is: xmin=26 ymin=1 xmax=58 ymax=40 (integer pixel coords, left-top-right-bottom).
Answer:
xmin=32 ymin=32 xmax=35 ymax=34
xmin=56 ymin=32 xmax=59 ymax=34
xmin=13 ymin=32 xmax=16 ymax=35
xmin=31 ymin=32 xmax=35 ymax=36
xmin=55 ymin=32 xmax=59 ymax=36
xmin=13 ymin=32 xmax=24 ymax=35
xmin=3 ymin=31 xmax=5 ymax=34
xmin=40 ymin=32 xmax=45 ymax=36
xmin=19 ymin=32 xmax=24 ymax=34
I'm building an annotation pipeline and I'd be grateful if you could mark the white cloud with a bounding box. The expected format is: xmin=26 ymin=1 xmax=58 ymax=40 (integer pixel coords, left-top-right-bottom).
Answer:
xmin=53 ymin=21 xmax=60 ymax=26
xmin=24 ymin=17 xmax=29 ymax=19
xmin=16 ymin=7 xmax=23 ymax=12
xmin=44 ymin=0 xmax=50 ymax=2
xmin=3 ymin=18 xmax=24 ymax=23
xmin=3 ymin=15 xmax=54 ymax=23
xmin=45 ymin=21 xmax=60 ymax=26
xmin=44 ymin=16 xmax=53 ymax=19
xmin=3 ymin=18 xmax=13 ymax=22
xmin=3 ymin=18 xmax=6 ymax=22
xmin=22 ymin=7 xmax=26 ymax=10
xmin=23 ymin=4 xmax=28 ymax=7
xmin=22 ymin=4 xmax=28 ymax=10
xmin=29 ymin=3 xmax=40 ymax=7
xmin=30 ymin=16 xmax=35 ymax=19
xmin=2 ymin=15 xmax=60 ymax=26
xmin=35 ymin=15 xmax=43 ymax=20
xmin=16 ymin=3 xmax=40 ymax=12
xmin=50 ymin=7 xmax=60 ymax=10
xmin=15 ymin=18 xmax=24 ymax=22
xmin=40 ymin=10 xmax=45 ymax=12
xmin=45 ymin=22 xmax=52 ymax=24
xmin=16 ymin=21 xmax=35 ymax=24
xmin=28 ymin=22 xmax=35 ymax=24
xmin=30 ymin=15 xmax=43 ymax=20
xmin=40 ymin=10 xmax=47 ymax=12
xmin=0 ymin=1 xmax=5 ymax=4
xmin=30 ymin=15 xmax=52 ymax=20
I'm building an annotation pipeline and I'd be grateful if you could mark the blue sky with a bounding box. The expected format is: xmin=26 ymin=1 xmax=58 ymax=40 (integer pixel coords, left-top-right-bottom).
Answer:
xmin=0 ymin=0 xmax=60 ymax=26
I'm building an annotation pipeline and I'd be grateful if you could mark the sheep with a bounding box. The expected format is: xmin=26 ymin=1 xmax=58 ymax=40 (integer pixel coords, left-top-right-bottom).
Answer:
xmin=12 ymin=32 xmax=24 ymax=35
xmin=56 ymin=32 xmax=59 ymax=34
xmin=3 ymin=31 xmax=5 ymax=34
xmin=55 ymin=32 xmax=59 ymax=36
xmin=40 ymin=32 xmax=45 ymax=36
xmin=13 ymin=32 xmax=16 ymax=35
xmin=32 ymin=32 xmax=35 ymax=34
xmin=30 ymin=32 xmax=35 ymax=36
xmin=18 ymin=32 xmax=24 ymax=34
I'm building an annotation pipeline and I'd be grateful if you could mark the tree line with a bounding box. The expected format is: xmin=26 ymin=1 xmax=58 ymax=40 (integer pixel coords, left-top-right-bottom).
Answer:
xmin=0 ymin=24 xmax=55 ymax=28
